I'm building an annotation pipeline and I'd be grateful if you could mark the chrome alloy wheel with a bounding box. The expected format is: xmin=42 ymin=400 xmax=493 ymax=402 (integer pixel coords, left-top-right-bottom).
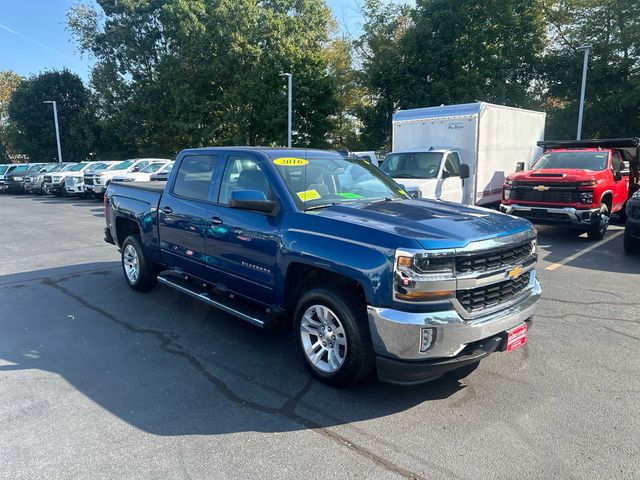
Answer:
xmin=300 ymin=304 xmax=348 ymax=373
xmin=123 ymin=244 xmax=140 ymax=284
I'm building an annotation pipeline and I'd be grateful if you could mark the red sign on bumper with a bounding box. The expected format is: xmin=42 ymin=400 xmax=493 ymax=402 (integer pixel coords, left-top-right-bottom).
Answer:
xmin=506 ymin=323 xmax=527 ymax=352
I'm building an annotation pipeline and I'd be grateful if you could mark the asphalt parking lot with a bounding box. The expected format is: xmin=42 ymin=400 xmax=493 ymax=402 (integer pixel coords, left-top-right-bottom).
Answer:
xmin=1 ymin=194 xmax=638 ymax=480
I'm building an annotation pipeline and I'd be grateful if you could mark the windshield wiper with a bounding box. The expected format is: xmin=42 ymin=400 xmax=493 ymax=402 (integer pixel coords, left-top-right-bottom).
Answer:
xmin=305 ymin=203 xmax=337 ymax=211
xmin=390 ymin=174 xmax=427 ymax=179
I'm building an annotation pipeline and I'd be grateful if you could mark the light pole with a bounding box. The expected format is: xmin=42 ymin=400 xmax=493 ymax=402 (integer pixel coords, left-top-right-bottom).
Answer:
xmin=576 ymin=45 xmax=591 ymax=140
xmin=280 ymin=73 xmax=292 ymax=147
xmin=43 ymin=100 xmax=63 ymax=163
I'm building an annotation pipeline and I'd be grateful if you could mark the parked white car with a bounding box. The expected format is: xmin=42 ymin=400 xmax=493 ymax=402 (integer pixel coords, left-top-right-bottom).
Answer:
xmin=84 ymin=158 xmax=171 ymax=197
xmin=65 ymin=161 xmax=119 ymax=197
xmin=43 ymin=162 xmax=101 ymax=196
xmin=111 ymin=161 xmax=169 ymax=183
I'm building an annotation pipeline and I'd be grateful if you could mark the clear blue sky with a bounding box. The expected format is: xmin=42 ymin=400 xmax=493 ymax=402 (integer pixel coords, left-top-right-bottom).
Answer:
xmin=0 ymin=1 xmax=412 ymax=84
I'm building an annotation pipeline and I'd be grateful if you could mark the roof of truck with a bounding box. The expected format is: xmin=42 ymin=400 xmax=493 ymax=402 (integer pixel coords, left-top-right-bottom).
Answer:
xmin=179 ymin=147 xmax=342 ymax=159
xmin=393 ymin=101 xmax=545 ymax=122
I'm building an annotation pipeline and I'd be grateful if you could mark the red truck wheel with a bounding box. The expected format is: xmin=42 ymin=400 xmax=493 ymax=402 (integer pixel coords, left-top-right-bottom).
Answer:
xmin=587 ymin=204 xmax=609 ymax=241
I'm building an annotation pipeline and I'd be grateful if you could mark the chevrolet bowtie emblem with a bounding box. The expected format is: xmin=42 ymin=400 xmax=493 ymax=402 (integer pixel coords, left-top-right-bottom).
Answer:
xmin=533 ymin=185 xmax=550 ymax=192
xmin=507 ymin=265 xmax=523 ymax=279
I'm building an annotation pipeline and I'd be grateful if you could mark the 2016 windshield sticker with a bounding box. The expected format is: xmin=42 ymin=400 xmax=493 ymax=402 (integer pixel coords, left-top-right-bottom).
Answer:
xmin=297 ymin=189 xmax=321 ymax=201
xmin=336 ymin=192 xmax=364 ymax=199
xmin=274 ymin=157 xmax=309 ymax=166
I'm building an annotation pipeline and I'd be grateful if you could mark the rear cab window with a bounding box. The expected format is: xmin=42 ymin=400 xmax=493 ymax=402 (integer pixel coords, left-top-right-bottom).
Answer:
xmin=172 ymin=155 xmax=219 ymax=202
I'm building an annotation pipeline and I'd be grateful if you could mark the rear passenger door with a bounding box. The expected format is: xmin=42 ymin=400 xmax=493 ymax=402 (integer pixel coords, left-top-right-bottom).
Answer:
xmin=203 ymin=152 xmax=281 ymax=306
xmin=158 ymin=154 xmax=220 ymax=279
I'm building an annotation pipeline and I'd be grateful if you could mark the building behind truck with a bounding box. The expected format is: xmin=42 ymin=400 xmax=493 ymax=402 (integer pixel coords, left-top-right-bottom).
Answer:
xmin=384 ymin=102 xmax=546 ymax=206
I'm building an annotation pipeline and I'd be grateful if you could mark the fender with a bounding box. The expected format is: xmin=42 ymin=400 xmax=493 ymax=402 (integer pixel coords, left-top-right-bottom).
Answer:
xmin=110 ymin=193 xmax=162 ymax=262
xmin=597 ymin=189 xmax=613 ymax=208
xmin=278 ymin=228 xmax=396 ymax=307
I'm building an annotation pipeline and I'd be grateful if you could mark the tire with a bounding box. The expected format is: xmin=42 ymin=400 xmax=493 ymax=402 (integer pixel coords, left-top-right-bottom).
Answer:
xmin=587 ymin=203 xmax=610 ymax=241
xmin=623 ymin=226 xmax=640 ymax=253
xmin=294 ymin=287 xmax=375 ymax=387
xmin=121 ymin=235 xmax=157 ymax=291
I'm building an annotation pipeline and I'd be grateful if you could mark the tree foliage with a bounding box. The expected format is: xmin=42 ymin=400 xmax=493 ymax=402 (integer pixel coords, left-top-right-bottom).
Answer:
xmin=0 ymin=70 xmax=23 ymax=163
xmin=67 ymin=0 xmax=339 ymax=155
xmin=7 ymin=69 xmax=95 ymax=162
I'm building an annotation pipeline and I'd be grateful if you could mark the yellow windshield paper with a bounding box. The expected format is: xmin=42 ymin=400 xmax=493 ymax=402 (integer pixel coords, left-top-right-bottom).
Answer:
xmin=274 ymin=157 xmax=309 ymax=166
xmin=297 ymin=189 xmax=321 ymax=201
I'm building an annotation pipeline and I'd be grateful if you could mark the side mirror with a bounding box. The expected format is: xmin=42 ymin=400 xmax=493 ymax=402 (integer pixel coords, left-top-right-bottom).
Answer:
xmin=132 ymin=166 xmax=141 ymax=172
xmin=229 ymin=190 xmax=278 ymax=214
xmin=460 ymin=164 xmax=470 ymax=179
xmin=515 ymin=162 xmax=525 ymax=172
xmin=614 ymin=170 xmax=623 ymax=182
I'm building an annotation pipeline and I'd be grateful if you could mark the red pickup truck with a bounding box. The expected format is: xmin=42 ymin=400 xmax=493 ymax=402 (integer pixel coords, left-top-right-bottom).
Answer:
xmin=500 ymin=139 xmax=640 ymax=240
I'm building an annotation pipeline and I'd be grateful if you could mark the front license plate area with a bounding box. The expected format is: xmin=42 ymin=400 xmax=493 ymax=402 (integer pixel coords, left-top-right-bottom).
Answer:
xmin=506 ymin=323 xmax=527 ymax=352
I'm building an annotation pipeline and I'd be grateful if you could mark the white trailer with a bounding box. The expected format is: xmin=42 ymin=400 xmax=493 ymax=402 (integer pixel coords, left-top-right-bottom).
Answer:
xmin=382 ymin=102 xmax=546 ymax=206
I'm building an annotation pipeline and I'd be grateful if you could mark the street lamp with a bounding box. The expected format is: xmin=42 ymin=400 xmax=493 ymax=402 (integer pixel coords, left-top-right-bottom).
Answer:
xmin=43 ymin=100 xmax=63 ymax=163
xmin=576 ymin=45 xmax=591 ymax=140
xmin=280 ymin=73 xmax=292 ymax=148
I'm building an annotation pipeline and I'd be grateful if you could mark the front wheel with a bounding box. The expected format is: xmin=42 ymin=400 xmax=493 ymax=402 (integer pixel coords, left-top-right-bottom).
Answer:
xmin=121 ymin=235 xmax=157 ymax=291
xmin=587 ymin=203 xmax=609 ymax=241
xmin=294 ymin=287 xmax=375 ymax=387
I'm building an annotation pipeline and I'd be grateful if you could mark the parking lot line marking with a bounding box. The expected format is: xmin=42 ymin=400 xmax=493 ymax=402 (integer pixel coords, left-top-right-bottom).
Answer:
xmin=545 ymin=230 xmax=624 ymax=271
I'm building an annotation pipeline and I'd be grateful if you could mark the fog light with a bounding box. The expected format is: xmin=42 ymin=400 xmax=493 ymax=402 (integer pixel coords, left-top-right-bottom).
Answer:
xmin=420 ymin=327 xmax=436 ymax=353
xmin=579 ymin=191 xmax=593 ymax=204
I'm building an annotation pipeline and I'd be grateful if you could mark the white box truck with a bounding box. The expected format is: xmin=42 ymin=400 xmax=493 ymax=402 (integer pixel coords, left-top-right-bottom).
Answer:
xmin=380 ymin=102 xmax=546 ymax=206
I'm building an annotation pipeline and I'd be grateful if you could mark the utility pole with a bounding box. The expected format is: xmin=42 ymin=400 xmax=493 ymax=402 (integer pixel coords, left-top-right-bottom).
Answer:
xmin=280 ymin=73 xmax=292 ymax=147
xmin=576 ymin=45 xmax=591 ymax=140
xmin=43 ymin=100 xmax=63 ymax=162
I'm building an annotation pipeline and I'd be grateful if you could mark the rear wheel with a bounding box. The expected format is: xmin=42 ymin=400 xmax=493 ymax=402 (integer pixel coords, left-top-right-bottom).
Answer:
xmin=121 ymin=235 xmax=157 ymax=291
xmin=587 ymin=203 xmax=609 ymax=241
xmin=294 ymin=287 xmax=375 ymax=387
xmin=623 ymin=226 xmax=640 ymax=253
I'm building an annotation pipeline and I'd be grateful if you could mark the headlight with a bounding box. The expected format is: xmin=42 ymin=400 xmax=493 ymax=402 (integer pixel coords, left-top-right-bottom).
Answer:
xmin=503 ymin=189 xmax=511 ymax=200
xmin=52 ymin=176 xmax=62 ymax=182
xmin=13 ymin=176 xmax=23 ymax=181
xmin=632 ymin=190 xmax=640 ymax=200
xmin=505 ymin=179 xmax=513 ymax=186
xmin=394 ymin=249 xmax=455 ymax=302
xmin=579 ymin=190 xmax=594 ymax=204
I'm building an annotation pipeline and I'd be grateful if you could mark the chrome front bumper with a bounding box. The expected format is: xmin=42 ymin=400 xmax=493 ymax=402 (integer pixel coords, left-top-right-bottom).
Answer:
xmin=367 ymin=274 xmax=541 ymax=361
xmin=500 ymin=204 xmax=599 ymax=226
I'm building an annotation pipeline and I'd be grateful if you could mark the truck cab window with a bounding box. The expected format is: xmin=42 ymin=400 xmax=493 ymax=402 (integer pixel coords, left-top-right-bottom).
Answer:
xmin=443 ymin=152 xmax=461 ymax=177
xmin=172 ymin=155 xmax=218 ymax=201
xmin=218 ymin=156 xmax=273 ymax=205
xmin=611 ymin=151 xmax=622 ymax=174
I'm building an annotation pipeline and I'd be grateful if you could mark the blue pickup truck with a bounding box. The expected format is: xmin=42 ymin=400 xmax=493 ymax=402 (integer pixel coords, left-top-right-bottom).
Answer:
xmin=104 ymin=147 xmax=541 ymax=386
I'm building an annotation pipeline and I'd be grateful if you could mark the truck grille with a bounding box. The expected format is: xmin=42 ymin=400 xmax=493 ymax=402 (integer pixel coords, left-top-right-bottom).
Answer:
xmin=456 ymin=273 xmax=530 ymax=314
xmin=456 ymin=241 xmax=534 ymax=274
xmin=85 ymin=177 xmax=94 ymax=186
xmin=44 ymin=175 xmax=52 ymax=183
xmin=24 ymin=177 xmax=32 ymax=183
xmin=510 ymin=182 xmax=581 ymax=204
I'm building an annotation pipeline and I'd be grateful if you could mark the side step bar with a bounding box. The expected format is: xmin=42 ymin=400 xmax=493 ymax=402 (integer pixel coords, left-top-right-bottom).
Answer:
xmin=157 ymin=275 xmax=277 ymax=329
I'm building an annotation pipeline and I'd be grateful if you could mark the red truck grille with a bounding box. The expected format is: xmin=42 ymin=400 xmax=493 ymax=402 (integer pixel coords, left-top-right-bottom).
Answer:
xmin=510 ymin=182 xmax=581 ymax=204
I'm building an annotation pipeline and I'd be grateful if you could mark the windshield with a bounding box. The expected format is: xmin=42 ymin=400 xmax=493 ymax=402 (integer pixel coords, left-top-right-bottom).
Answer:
xmin=113 ymin=160 xmax=135 ymax=171
xmin=140 ymin=162 xmax=166 ymax=173
xmin=380 ymin=152 xmax=443 ymax=179
xmin=12 ymin=165 xmax=29 ymax=172
xmin=87 ymin=162 xmax=108 ymax=171
xmin=41 ymin=164 xmax=60 ymax=172
xmin=68 ymin=162 xmax=89 ymax=171
xmin=533 ymin=151 xmax=608 ymax=171
xmin=47 ymin=164 xmax=65 ymax=173
xmin=0 ymin=166 xmax=8 ymax=174
xmin=158 ymin=162 xmax=175 ymax=173
xmin=272 ymin=156 xmax=409 ymax=210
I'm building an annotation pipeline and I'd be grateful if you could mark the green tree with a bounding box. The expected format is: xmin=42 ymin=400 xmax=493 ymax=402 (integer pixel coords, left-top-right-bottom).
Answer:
xmin=541 ymin=0 xmax=640 ymax=139
xmin=7 ymin=69 xmax=95 ymax=162
xmin=67 ymin=0 xmax=339 ymax=153
xmin=356 ymin=0 xmax=546 ymax=148
xmin=0 ymin=70 xmax=23 ymax=163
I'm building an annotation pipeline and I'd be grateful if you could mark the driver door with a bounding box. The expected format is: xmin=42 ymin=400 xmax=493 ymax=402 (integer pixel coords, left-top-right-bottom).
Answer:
xmin=611 ymin=150 xmax=627 ymax=211
xmin=436 ymin=152 xmax=464 ymax=203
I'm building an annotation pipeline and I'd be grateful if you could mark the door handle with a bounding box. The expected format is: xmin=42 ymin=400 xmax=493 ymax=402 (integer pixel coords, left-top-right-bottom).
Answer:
xmin=211 ymin=217 xmax=223 ymax=225
xmin=162 ymin=206 xmax=173 ymax=214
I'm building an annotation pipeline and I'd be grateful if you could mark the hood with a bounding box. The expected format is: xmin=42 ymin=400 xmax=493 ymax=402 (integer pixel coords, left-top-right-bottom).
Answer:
xmin=314 ymin=199 xmax=532 ymax=250
xmin=509 ymin=168 xmax=599 ymax=183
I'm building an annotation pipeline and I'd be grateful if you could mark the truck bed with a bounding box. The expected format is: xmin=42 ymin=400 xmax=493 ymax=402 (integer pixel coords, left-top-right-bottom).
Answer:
xmin=113 ymin=181 xmax=166 ymax=192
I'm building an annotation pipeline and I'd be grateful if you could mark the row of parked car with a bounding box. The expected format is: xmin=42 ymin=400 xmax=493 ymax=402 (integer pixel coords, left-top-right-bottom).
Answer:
xmin=0 ymin=158 xmax=175 ymax=198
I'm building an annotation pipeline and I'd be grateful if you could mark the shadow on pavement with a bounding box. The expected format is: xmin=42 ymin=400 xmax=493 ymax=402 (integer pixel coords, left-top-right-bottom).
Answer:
xmin=0 ymin=262 xmax=469 ymax=437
